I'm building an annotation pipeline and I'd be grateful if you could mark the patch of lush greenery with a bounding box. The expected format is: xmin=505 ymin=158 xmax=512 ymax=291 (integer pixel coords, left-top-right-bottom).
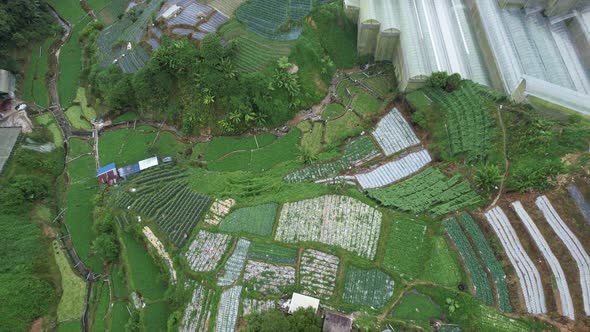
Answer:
xmin=110 ymin=301 xmax=131 ymax=331
xmin=219 ymin=203 xmax=278 ymax=237
xmin=35 ymin=113 xmax=64 ymax=147
xmin=53 ymin=240 xmax=86 ymax=321
xmin=113 ymin=112 xmax=140 ymax=123
xmin=91 ymin=281 xmax=110 ymax=332
xmin=420 ymin=237 xmax=463 ymax=287
xmin=0 ymin=215 xmax=55 ymax=332
xmin=59 ymin=16 xmax=92 ymax=106
xmin=120 ymin=232 xmax=167 ymax=301
xmin=392 ymin=291 xmax=443 ymax=329
xmin=22 ymin=37 xmax=54 ymax=107
xmin=244 ymin=308 xmax=322 ymax=332
xmin=68 ymin=138 xmax=92 ymax=157
xmin=323 ymin=104 xmax=345 ymax=120
xmin=208 ymin=129 xmax=301 ymax=172
xmin=57 ymin=320 xmax=81 ymax=332
xmin=65 ymin=105 xmax=93 ymax=130
xmin=324 ymin=111 xmax=363 ymax=146
xmin=142 ymin=301 xmax=170 ymax=331
xmin=351 ymin=90 xmax=384 ymax=116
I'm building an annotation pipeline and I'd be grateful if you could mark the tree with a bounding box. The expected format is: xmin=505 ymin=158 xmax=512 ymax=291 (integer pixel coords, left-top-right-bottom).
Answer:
xmin=297 ymin=146 xmax=318 ymax=165
xmin=92 ymin=234 xmax=119 ymax=264
xmin=474 ymin=164 xmax=502 ymax=192
xmin=446 ymin=73 xmax=462 ymax=92
xmin=428 ymin=72 xmax=449 ymax=90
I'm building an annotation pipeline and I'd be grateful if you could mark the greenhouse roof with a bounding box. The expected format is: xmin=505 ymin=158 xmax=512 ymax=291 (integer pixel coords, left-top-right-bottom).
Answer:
xmin=357 ymin=0 xmax=491 ymax=86
xmin=473 ymin=0 xmax=590 ymax=94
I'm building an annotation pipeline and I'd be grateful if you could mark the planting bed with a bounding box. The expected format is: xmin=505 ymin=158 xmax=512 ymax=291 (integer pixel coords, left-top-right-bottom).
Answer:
xmin=382 ymin=219 xmax=428 ymax=280
xmin=443 ymin=218 xmax=493 ymax=305
xmin=275 ymin=195 xmax=381 ymax=259
xmin=185 ymin=231 xmax=232 ymax=272
xmin=299 ymin=249 xmax=339 ymax=299
xmin=216 ymin=286 xmax=242 ymax=332
xmin=368 ymin=167 xmax=481 ymax=216
xmin=204 ymin=198 xmax=236 ymax=225
xmin=511 ymin=201 xmax=573 ymax=319
xmin=180 ymin=283 xmax=217 ymax=332
xmin=355 ymin=149 xmax=432 ymax=189
xmin=535 ymin=195 xmax=590 ymax=315
xmin=285 ymin=136 xmax=380 ymax=183
xmin=217 ymin=239 xmax=250 ymax=287
xmin=219 ymin=203 xmax=278 ymax=237
xmin=241 ymin=299 xmax=275 ymax=317
xmin=242 ymin=260 xmax=295 ymax=293
xmin=247 ymin=242 xmax=298 ymax=265
xmin=128 ymin=181 xmax=212 ymax=246
xmin=371 ymin=108 xmax=420 ymax=156
xmin=342 ymin=266 xmax=395 ymax=308
xmin=485 ymin=207 xmax=546 ymax=314
xmin=459 ymin=214 xmax=511 ymax=312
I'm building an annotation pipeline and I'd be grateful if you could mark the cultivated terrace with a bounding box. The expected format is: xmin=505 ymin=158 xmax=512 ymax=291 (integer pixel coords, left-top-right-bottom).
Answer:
xmin=2 ymin=1 xmax=590 ymax=332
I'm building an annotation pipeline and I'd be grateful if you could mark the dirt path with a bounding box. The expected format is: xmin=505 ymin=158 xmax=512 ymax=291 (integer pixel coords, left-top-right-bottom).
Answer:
xmin=46 ymin=5 xmax=73 ymax=139
xmin=489 ymin=105 xmax=509 ymax=209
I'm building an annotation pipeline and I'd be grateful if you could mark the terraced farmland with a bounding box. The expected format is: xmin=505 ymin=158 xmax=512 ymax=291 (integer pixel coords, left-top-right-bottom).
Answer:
xmin=180 ymin=283 xmax=217 ymax=332
xmin=354 ymin=149 xmax=432 ymax=189
xmin=275 ymin=195 xmax=382 ymax=259
xmin=485 ymin=207 xmax=546 ymax=314
xmin=511 ymin=201 xmax=574 ymax=319
xmin=285 ymin=136 xmax=380 ymax=183
xmin=185 ymin=231 xmax=231 ymax=272
xmin=247 ymin=242 xmax=298 ymax=265
xmin=372 ymin=108 xmax=420 ymax=156
xmin=342 ymin=266 xmax=395 ymax=308
xmin=243 ymin=260 xmax=295 ymax=293
xmin=444 ymin=218 xmax=494 ymax=305
xmin=217 ymin=239 xmax=250 ymax=287
xmin=459 ymin=214 xmax=511 ymax=312
xmin=368 ymin=168 xmax=482 ymax=216
xmin=299 ymin=250 xmax=339 ymax=299
xmin=216 ymin=286 xmax=242 ymax=332
xmin=535 ymin=196 xmax=590 ymax=315
xmin=219 ymin=203 xmax=278 ymax=236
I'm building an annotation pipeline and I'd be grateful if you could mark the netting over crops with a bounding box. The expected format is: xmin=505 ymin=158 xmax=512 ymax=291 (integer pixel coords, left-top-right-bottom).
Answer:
xmin=235 ymin=0 xmax=314 ymax=40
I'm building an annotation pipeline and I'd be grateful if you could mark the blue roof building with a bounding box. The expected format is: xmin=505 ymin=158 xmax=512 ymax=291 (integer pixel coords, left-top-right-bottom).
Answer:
xmin=97 ymin=163 xmax=119 ymax=185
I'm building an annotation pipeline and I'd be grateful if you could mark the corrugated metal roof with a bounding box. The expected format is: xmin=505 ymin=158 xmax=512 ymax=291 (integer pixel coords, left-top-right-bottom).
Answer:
xmin=117 ymin=163 xmax=140 ymax=178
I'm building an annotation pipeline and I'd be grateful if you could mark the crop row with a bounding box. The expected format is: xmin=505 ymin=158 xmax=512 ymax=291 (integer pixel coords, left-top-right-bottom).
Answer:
xmin=219 ymin=203 xmax=277 ymax=236
xmin=204 ymin=198 xmax=235 ymax=225
xmin=485 ymin=207 xmax=546 ymax=314
xmin=444 ymin=218 xmax=494 ymax=305
xmin=299 ymin=249 xmax=339 ymax=299
xmin=459 ymin=214 xmax=511 ymax=312
xmin=342 ymin=266 xmax=394 ymax=308
xmin=185 ymin=230 xmax=232 ymax=272
xmin=275 ymin=195 xmax=382 ymax=259
xmin=243 ymin=260 xmax=295 ymax=294
xmin=426 ymin=83 xmax=495 ymax=162
xmin=217 ymin=239 xmax=250 ymax=287
xmin=535 ymin=195 xmax=590 ymax=315
xmin=511 ymin=201 xmax=574 ymax=319
xmin=355 ymin=149 xmax=432 ymax=189
xmin=247 ymin=242 xmax=298 ymax=265
xmin=129 ymin=181 xmax=212 ymax=246
xmin=368 ymin=167 xmax=481 ymax=216
xmin=180 ymin=283 xmax=216 ymax=332
xmin=216 ymin=286 xmax=242 ymax=332
xmin=372 ymin=108 xmax=420 ymax=156
xmin=241 ymin=298 xmax=274 ymax=317
xmin=284 ymin=136 xmax=380 ymax=183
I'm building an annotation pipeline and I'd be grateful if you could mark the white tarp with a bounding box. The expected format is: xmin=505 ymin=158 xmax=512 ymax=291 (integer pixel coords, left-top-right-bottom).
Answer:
xmin=138 ymin=156 xmax=159 ymax=171
xmin=288 ymin=293 xmax=320 ymax=314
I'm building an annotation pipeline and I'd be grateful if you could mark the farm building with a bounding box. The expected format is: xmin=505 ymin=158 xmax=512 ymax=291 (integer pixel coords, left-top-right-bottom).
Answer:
xmin=345 ymin=0 xmax=590 ymax=115
xmin=0 ymin=127 xmax=20 ymax=173
xmin=323 ymin=312 xmax=353 ymax=332
xmin=287 ymin=293 xmax=320 ymax=314
xmin=0 ymin=69 xmax=16 ymax=100
xmin=97 ymin=163 xmax=119 ymax=185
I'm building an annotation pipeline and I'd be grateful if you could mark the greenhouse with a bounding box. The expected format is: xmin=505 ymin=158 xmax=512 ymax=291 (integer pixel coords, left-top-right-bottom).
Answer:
xmin=347 ymin=0 xmax=590 ymax=115
xmin=347 ymin=0 xmax=491 ymax=90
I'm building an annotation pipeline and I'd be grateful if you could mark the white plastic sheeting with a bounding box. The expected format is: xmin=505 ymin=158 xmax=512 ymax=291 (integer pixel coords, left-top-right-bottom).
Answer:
xmin=355 ymin=149 xmax=431 ymax=189
xmin=371 ymin=108 xmax=420 ymax=156
xmin=511 ymin=202 xmax=574 ymax=320
xmin=485 ymin=206 xmax=546 ymax=314
xmin=535 ymin=196 xmax=590 ymax=316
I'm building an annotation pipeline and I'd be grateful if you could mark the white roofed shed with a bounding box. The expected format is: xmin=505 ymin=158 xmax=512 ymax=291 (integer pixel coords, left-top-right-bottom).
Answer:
xmin=138 ymin=156 xmax=159 ymax=171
